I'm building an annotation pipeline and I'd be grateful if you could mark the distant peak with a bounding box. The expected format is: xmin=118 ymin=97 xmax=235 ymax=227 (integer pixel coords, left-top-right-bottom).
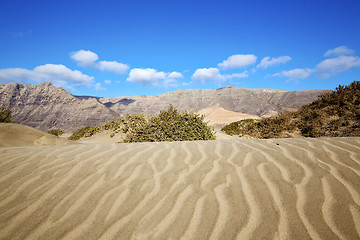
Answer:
xmin=39 ymin=81 xmax=54 ymax=87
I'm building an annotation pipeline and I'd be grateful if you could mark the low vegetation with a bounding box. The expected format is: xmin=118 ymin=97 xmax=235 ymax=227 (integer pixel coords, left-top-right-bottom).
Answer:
xmin=69 ymin=126 xmax=100 ymax=140
xmin=48 ymin=129 xmax=64 ymax=136
xmin=69 ymin=105 xmax=216 ymax=142
xmin=222 ymin=80 xmax=360 ymax=138
xmin=0 ymin=107 xmax=15 ymax=123
xmin=124 ymin=105 xmax=216 ymax=142
xmin=221 ymin=119 xmax=259 ymax=136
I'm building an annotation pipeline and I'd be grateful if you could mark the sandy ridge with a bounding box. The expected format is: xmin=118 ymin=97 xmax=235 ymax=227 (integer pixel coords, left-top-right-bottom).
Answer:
xmin=0 ymin=138 xmax=360 ymax=239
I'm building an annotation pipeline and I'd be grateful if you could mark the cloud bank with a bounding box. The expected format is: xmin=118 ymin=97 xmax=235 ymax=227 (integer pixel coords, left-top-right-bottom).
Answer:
xmin=316 ymin=55 xmax=360 ymax=78
xmin=2 ymin=46 xmax=358 ymax=92
xmin=0 ymin=64 xmax=94 ymax=89
xmin=273 ymin=46 xmax=360 ymax=80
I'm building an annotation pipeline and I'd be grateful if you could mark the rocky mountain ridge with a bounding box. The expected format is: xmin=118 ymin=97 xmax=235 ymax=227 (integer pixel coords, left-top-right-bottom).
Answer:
xmin=0 ymin=82 xmax=119 ymax=131
xmin=0 ymin=82 xmax=330 ymax=131
xmin=97 ymin=86 xmax=329 ymax=118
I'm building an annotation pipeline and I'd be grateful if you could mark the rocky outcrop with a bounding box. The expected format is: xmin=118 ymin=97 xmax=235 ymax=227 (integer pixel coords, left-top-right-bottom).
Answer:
xmin=0 ymin=82 xmax=330 ymax=131
xmin=0 ymin=82 xmax=119 ymax=131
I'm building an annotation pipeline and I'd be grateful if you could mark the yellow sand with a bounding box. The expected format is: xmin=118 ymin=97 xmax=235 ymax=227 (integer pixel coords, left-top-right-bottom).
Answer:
xmin=198 ymin=105 xmax=260 ymax=127
xmin=0 ymin=125 xmax=360 ymax=239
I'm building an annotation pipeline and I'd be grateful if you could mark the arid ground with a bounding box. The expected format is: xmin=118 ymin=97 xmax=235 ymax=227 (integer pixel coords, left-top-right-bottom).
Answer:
xmin=0 ymin=123 xmax=360 ymax=239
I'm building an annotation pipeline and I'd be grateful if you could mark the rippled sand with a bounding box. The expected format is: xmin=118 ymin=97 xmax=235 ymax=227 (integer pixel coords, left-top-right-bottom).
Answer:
xmin=1 ymin=137 xmax=360 ymax=239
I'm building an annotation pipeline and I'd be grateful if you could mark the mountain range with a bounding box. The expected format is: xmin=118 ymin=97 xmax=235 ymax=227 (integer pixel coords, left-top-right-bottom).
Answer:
xmin=0 ymin=82 xmax=330 ymax=131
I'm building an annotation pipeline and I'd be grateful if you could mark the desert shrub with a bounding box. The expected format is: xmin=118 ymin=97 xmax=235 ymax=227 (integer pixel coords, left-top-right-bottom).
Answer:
xmin=221 ymin=80 xmax=360 ymax=138
xmin=69 ymin=126 xmax=99 ymax=141
xmin=48 ymin=129 xmax=64 ymax=136
xmin=101 ymin=119 xmax=122 ymax=130
xmin=100 ymin=118 xmax=124 ymax=137
xmin=222 ymin=112 xmax=296 ymax=138
xmin=67 ymin=105 xmax=215 ymax=142
xmin=98 ymin=115 xmax=147 ymax=138
xmin=124 ymin=105 xmax=216 ymax=142
xmin=122 ymin=114 xmax=147 ymax=134
xmin=221 ymin=119 xmax=258 ymax=135
xmin=0 ymin=107 xmax=13 ymax=123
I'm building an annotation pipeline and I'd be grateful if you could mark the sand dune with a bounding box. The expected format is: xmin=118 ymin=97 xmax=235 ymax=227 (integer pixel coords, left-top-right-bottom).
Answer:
xmin=0 ymin=137 xmax=360 ymax=239
xmin=198 ymin=105 xmax=260 ymax=127
xmin=0 ymin=123 xmax=71 ymax=147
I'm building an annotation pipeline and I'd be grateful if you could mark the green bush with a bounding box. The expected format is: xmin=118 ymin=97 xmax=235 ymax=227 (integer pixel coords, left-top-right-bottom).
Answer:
xmin=48 ymin=129 xmax=64 ymax=136
xmin=122 ymin=114 xmax=147 ymax=134
xmin=221 ymin=119 xmax=258 ymax=136
xmin=0 ymin=107 xmax=13 ymax=123
xmin=68 ymin=105 xmax=215 ymax=142
xmin=69 ymin=126 xmax=99 ymax=141
xmin=124 ymin=105 xmax=216 ymax=142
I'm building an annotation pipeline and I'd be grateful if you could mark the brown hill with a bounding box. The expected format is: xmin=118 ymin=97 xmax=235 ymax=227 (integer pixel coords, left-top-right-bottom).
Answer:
xmin=0 ymin=82 xmax=329 ymax=131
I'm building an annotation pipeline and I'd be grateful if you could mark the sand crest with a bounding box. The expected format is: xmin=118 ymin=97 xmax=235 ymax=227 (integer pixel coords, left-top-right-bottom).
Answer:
xmin=0 ymin=137 xmax=359 ymax=239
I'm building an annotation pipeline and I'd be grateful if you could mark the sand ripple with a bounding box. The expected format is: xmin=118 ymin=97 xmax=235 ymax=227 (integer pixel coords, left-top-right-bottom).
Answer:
xmin=0 ymin=137 xmax=360 ymax=239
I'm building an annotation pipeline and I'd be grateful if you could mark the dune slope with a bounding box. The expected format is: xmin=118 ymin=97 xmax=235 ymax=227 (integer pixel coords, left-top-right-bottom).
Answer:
xmin=0 ymin=138 xmax=359 ymax=239
xmin=0 ymin=123 xmax=71 ymax=147
xmin=198 ymin=104 xmax=260 ymax=127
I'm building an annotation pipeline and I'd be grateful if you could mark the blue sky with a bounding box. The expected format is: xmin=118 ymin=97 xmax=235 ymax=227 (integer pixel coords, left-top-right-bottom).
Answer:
xmin=0 ymin=0 xmax=359 ymax=97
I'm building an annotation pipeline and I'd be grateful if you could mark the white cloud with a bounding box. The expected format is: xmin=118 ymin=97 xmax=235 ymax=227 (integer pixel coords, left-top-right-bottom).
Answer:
xmin=316 ymin=55 xmax=360 ymax=78
xmin=167 ymin=71 xmax=184 ymax=79
xmin=126 ymin=68 xmax=183 ymax=87
xmin=97 ymin=61 xmax=129 ymax=74
xmin=192 ymin=67 xmax=248 ymax=83
xmin=94 ymin=82 xmax=106 ymax=91
xmin=272 ymin=46 xmax=360 ymax=81
xmin=104 ymin=80 xmax=112 ymax=84
xmin=0 ymin=68 xmax=37 ymax=82
xmin=70 ymin=50 xmax=99 ymax=67
xmin=257 ymin=56 xmax=291 ymax=68
xmin=127 ymin=68 xmax=165 ymax=85
xmin=71 ymin=50 xmax=129 ymax=74
xmin=274 ymin=68 xmax=314 ymax=79
xmin=164 ymin=71 xmax=184 ymax=88
xmin=218 ymin=54 xmax=257 ymax=69
xmin=34 ymin=64 xmax=94 ymax=84
xmin=192 ymin=68 xmax=223 ymax=83
xmin=324 ymin=46 xmax=355 ymax=57
xmin=0 ymin=64 xmax=94 ymax=89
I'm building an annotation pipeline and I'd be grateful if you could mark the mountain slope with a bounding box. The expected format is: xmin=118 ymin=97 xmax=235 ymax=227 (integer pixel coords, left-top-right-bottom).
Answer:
xmin=98 ymin=86 xmax=329 ymax=117
xmin=0 ymin=82 xmax=119 ymax=131
xmin=0 ymin=82 xmax=329 ymax=131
